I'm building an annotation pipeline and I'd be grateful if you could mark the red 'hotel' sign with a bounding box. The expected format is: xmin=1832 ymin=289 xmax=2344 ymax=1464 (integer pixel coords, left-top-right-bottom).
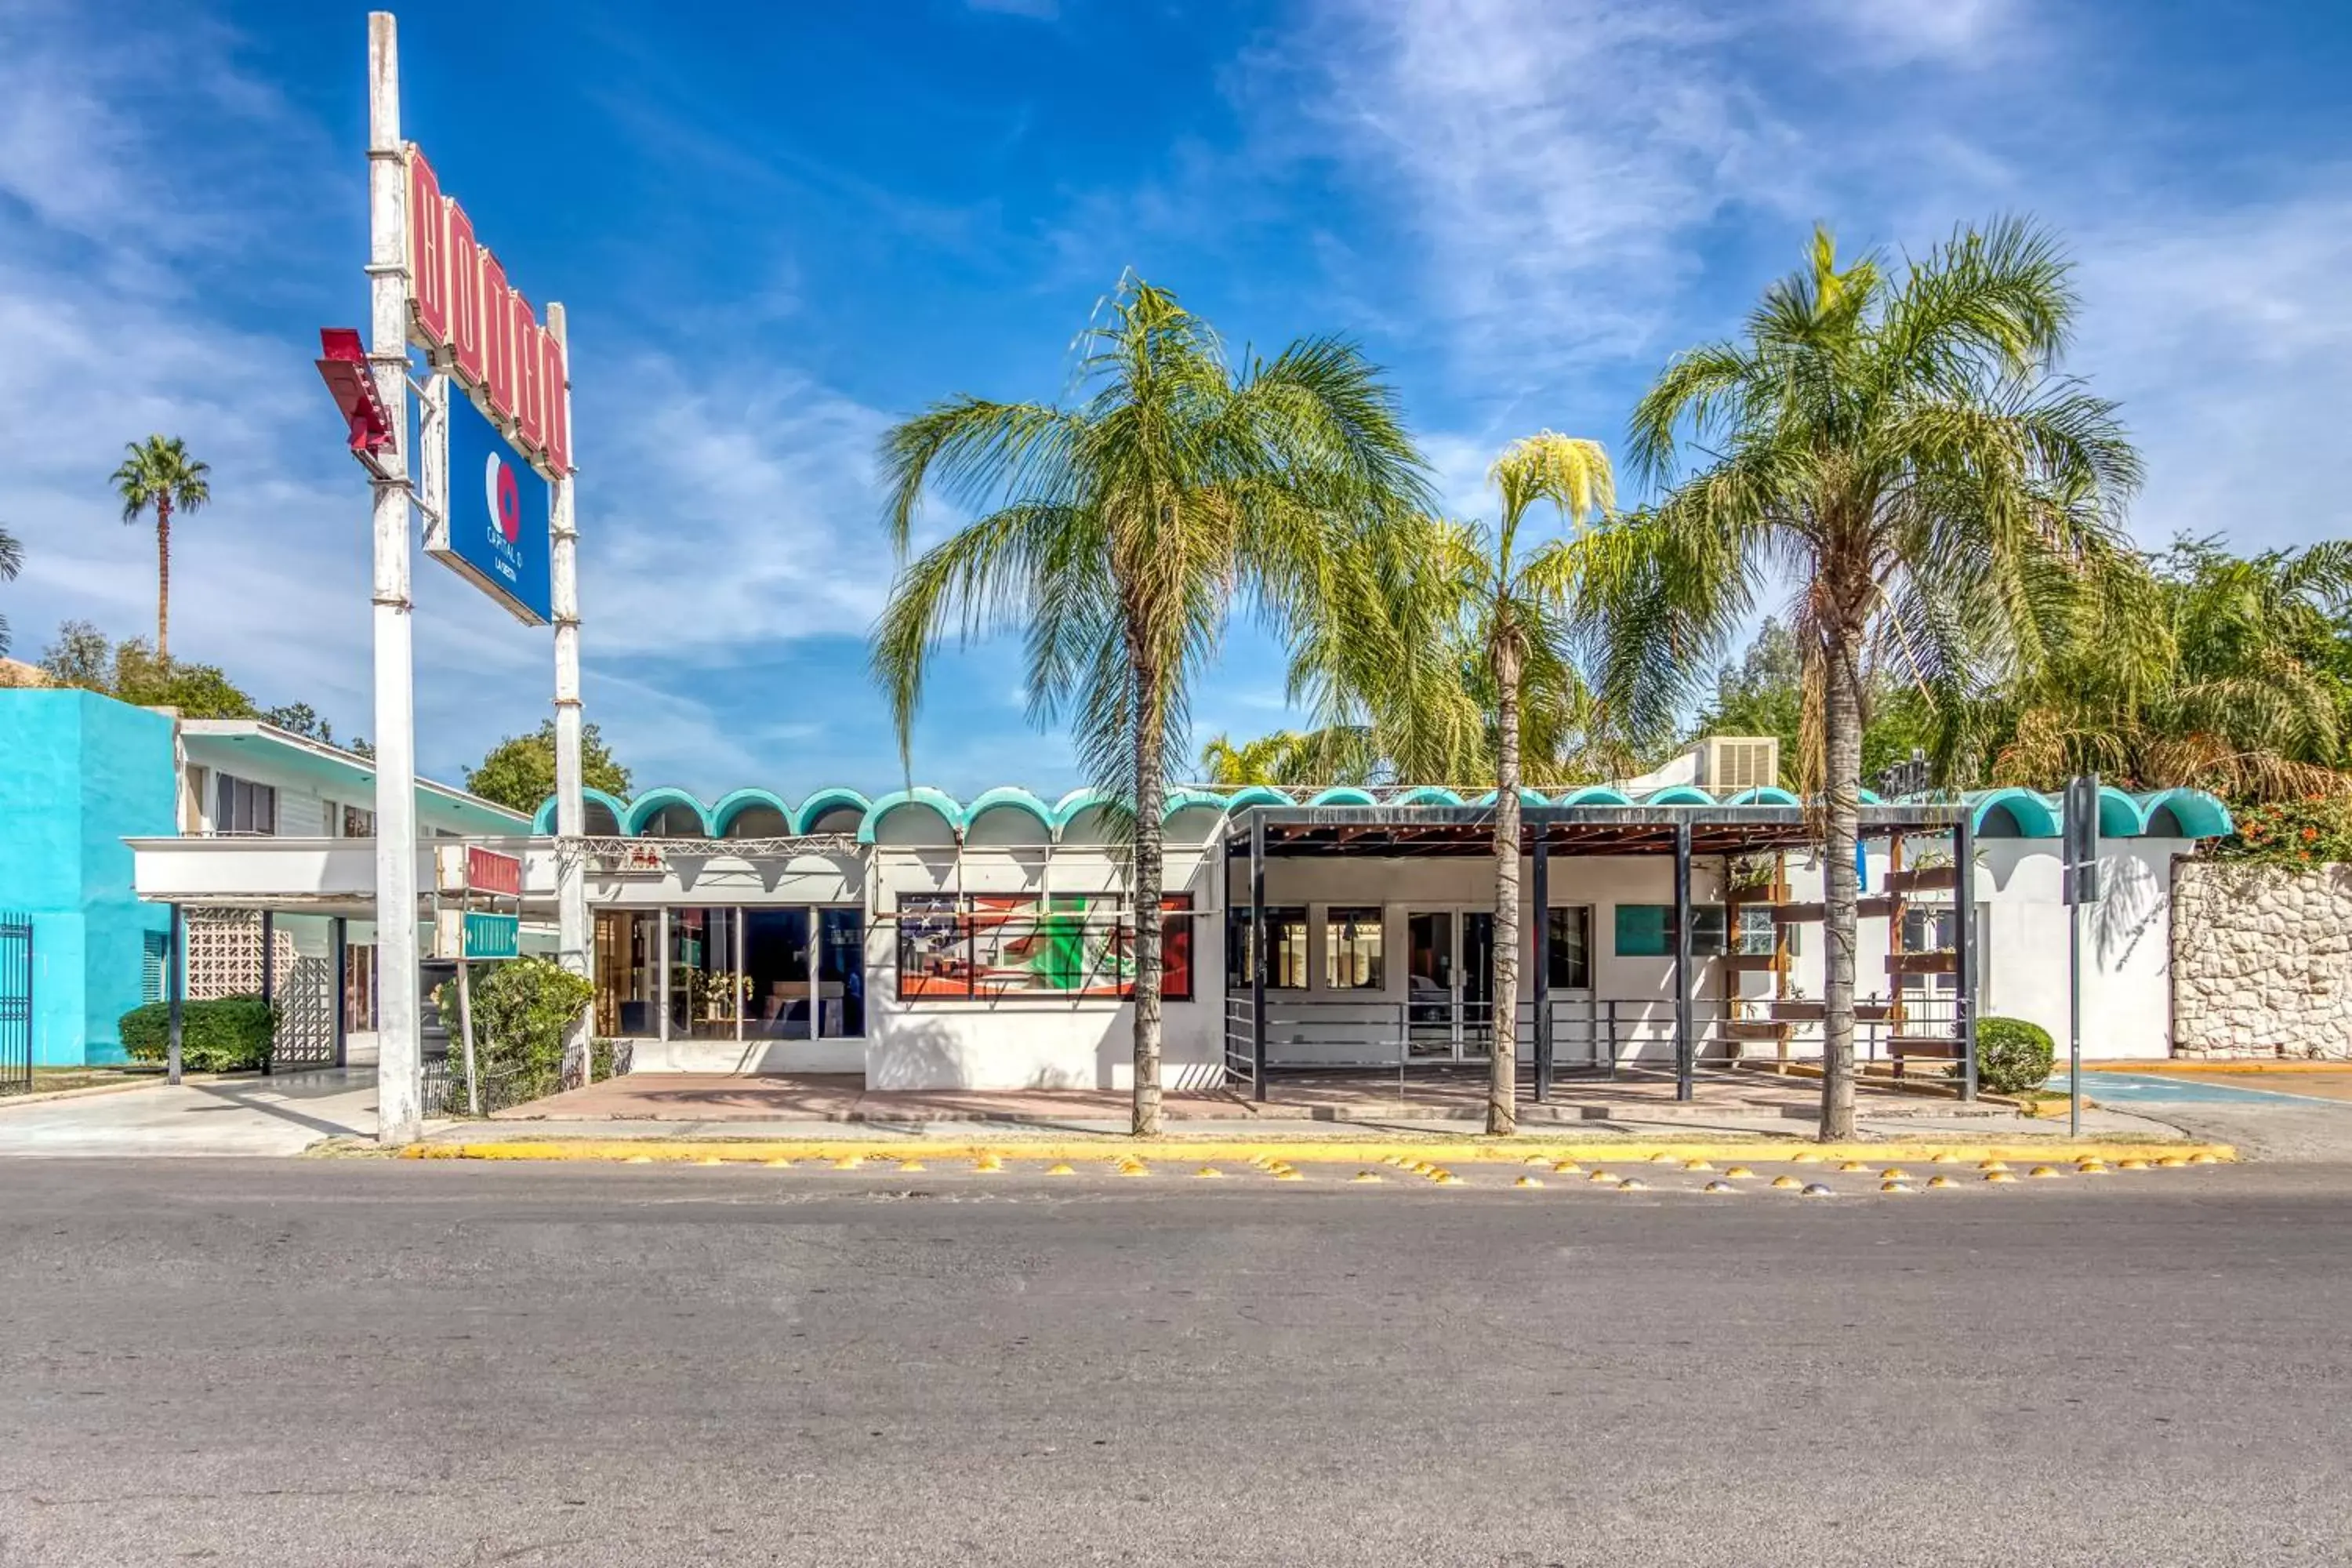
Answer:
xmin=403 ymin=147 xmax=571 ymax=481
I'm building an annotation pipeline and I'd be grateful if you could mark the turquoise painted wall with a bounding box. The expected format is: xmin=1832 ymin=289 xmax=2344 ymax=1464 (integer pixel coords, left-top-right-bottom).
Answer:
xmin=0 ymin=691 xmax=178 ymax=1065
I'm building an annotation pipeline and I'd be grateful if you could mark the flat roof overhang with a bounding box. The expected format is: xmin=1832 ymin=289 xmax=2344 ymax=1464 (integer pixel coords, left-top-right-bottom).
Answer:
xmin=1222 ymin=803 xmax=1967 ymax=858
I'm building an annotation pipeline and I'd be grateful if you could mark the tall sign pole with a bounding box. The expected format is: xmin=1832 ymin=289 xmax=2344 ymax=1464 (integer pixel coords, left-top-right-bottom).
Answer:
xmin=2062 ymin=773 xmax=2101 ymax=1140
xmin=548 ymin=303 xmax=591 ymax=1082
xmin=367 ymin=13 xmax=423 ymax=1146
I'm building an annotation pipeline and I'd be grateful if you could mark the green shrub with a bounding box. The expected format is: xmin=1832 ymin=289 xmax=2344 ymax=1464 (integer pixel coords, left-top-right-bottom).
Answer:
xmin=1975 ymin=1015 xmax=2056 ymax=1095
xmin=431 ymin=956 xmax=597 ymax=1115
xmin=118 ymin=995 xmax=278 ymax=1072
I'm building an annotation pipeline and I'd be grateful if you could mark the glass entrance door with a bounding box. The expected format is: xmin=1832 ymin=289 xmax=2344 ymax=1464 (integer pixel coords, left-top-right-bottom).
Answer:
xmin=1458 ymin=911 xmax=1495 ymax=1060
xmin=1405 ymin=911 xmax=1456 ymax=1060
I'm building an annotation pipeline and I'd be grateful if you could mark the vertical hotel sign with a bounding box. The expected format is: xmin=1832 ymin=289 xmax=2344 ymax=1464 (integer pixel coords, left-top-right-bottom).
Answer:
xmin=405 ymin=148 xmax=566 ymax=622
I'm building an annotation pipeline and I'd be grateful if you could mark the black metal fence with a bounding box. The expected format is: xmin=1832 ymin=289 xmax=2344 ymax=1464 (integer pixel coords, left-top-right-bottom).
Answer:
xmin=0 ymin=913 xmax=33 ymax=1096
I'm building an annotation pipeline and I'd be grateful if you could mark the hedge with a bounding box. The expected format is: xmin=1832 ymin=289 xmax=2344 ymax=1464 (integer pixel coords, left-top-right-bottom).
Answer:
xmin=430 ymin=956 xmax=597 ymax=1116
xmin=119 ymin=995 xmax=278 ymax=1073
xmin=1975 ymin=1015 xmax=2056 ymax=1096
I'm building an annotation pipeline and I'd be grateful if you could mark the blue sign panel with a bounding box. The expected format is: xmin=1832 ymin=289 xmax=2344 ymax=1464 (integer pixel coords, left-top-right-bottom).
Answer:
xmin=463 ymin=912 xmax=521 ymax=960
xmin=434 ymin=394 xmax=551 ymax=625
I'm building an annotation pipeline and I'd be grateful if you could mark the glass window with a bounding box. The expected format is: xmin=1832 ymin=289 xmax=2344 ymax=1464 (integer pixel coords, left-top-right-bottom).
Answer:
xmin=1159 ymin=894 xmax=1194 ymax=1004
xmin=899 ymin=895 xmax=1189 ymax=1004
xmin=593 ymin=911 xmax=659 ymax=1036
xmin=818 ymin=908 xmax=866 ymax=1036
xmin=1225 ymin=906 xmax=1308 ymax=991
xmin=1324 ymin=906 xmax=1384 ymax=989
xmin=742 ymin=908 xmax=812 ymax=1037
xmin=341 ymin=803 xmax=374 ymax=838
xmin=1546 ymin=906 xmax=1592 ymax=989
xmin=668 ymin=908 xmax=743 ymax=1040
xmin=897 ymin=894 xmax=971 ymax=1000
xmin=213 ymin=773 xmax=277 ymax=835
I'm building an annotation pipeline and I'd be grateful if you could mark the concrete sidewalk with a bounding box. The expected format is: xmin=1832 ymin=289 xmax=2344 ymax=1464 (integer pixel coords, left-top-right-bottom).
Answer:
xmin=0 ymin=1069 xmax=378 ymax=1156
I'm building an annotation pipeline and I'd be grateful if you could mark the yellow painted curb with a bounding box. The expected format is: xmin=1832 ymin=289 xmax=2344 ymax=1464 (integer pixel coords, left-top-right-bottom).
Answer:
xmin=2082 ymin=1059 xmax=2352 ymax=1076
xmin=398 ymin=1134 xmax=2236 ymax=1168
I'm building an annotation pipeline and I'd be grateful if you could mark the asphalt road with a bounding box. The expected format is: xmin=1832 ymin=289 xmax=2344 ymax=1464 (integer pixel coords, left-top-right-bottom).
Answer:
xmin=2 ymin=1159 xmax=2347 ymax=1568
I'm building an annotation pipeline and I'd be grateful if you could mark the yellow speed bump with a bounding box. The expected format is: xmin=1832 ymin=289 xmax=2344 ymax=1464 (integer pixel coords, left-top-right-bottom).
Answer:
xmin=1617 ymin=1178 xmax=1647 ymax=1192
xmin=1432 ymin=1172 xmax=1462 ymax=1186
xmin=1194 ymin=1166 xmax=1224 ymax=1179
xmin=1649 ymin=1152 xmax=1679 ymax=1166
xmin=2116 ymin=1157 xmax=2150 ymax=1171
xmin=1770 ymin=1174 xmax=1802 ymax=1190
xmin=2076 ymin=1160 xmax=2110 ymax=1175
xmin=1116 ymin=1161 xmax=1149 ymax=1177
xmin=1273 ymin=1168 xmax=1305 ymax=1181
xmin=1552 ymin=1160 xmax=1584 ymax=1174
xmin=1799 ymin=1183 xmax=1835 ymax=1197
xmin=1514 ymin=1175 xmax=1544 ymax=1189
xmin=1838 ymin=1161 xmax=1871 ymax=1174
xmin=1724 ymin=1166 xmax=1756 ymax=1180
xmin=2188 ymin=1152 xmax=2222 ymax=1165
xmin=897 ymin=1160 xmax=927 ymax=1173
xmin=1525 ymin=1155 xmax=1553 ymax=1167
xmin=1702 ymin=1181 xmax=1737 ymax=1195
xmin=2156 ymin=1156 xmax=2187 ymax=1168
xmin=1682 ymin=1159 xmax=1714 ymax=1172
xmin=1791 ymin=1152 xmax=1823 ymax=1165
xmin=831 ymin=1155 xmax=865 ymax=1171
xmin=1587 ymin=1170 xmax=1616 ymax=1184
xmin=695 ymin=1156 xmax=725 ymax=1166
xmin=1044 ymin=1162 xmax=1077 ymax=1177
xmin=1979 ymin=1160 xmax=2009 ymax=1173
xmin=1350 ymin=1171 xmax=1383 ymax=1183
xmin=1984 ymin=1171 xmax=2017 ymax=1184
xmin=1880 ymin=1167 xmax=1911 ymax=1181
xmin=1931 ymin=1152 xmax=1962 ymax=1165
xmin=623 ymin=1154 xmax=654 ymax=1164
xmin=1925 ymin=1175 xmax=1956 ymax=1189
xmin=973 ymin=1155 xmax=1003 ymax=1173
xmin=1880 ymin=1181 xmax=1911 ymax=1193
xmin=764 ymin=1157 xmax=793 ymax=1168
xmin=2027 ymin=1165 xmax=2065 ymax=1179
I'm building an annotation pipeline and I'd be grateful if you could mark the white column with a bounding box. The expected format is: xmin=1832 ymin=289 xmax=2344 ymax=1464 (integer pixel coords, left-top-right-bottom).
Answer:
xmin=367 ymin=13 xmax=421 ymax=1146
xmin=548 ymin=301 xmax=591 ymax=1083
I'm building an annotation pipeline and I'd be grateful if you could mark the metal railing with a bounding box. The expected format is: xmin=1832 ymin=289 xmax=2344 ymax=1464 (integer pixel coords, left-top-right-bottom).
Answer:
xmin=0 ymin=913 xmax=31 ymax=1097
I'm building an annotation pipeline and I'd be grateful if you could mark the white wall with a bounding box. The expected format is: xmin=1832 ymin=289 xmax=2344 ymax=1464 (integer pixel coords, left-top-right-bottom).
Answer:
xmin=1972 ymin=837 xmax=2183 ymax=1060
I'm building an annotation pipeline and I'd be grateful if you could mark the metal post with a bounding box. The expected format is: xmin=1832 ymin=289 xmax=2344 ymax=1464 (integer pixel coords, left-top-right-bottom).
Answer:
xmin=1531 ymin=835 xmax=1551 ymax=1102
xmin=1249 ymin=812 xmax=1267 ymax=1102
xmin=657 ymin=906 xmax=672 ymax=1045
xmin=332 ymin=916 xmax=348 ymax=1068
xmin=366 ymin=13 xmax=422 ymax=1146
xmin=456 ymin=946 xmax=481 ymax=1117
xmin=1672 ymin=818 xmax=1693 ymax=1102
xmin=1954 ymin=806 xmax=1977 ymax=1102
xmin=547 ymin=301 xmax=590 ymax=1085
xmin=166 ymin=904 xmax=184 ymax=1086
xmin=258 ymin=909 xmax=275 ymax=1076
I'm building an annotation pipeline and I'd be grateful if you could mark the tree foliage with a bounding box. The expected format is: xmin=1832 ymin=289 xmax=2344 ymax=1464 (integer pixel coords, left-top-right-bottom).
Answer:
xmin=0 ymin=520 xmax=21 ymax=659
xmin=463 ymin=718 xmax=633 ymax=815
xmin=872 ymin=274 xmax=1432 ymax=1134
xmin=111 ymin=434 xmax=211 ymax=662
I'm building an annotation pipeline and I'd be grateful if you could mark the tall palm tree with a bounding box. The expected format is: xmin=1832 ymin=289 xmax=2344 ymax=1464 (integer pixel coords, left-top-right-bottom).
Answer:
xmin=111 ymin=435 xmax=212 ymax=662
xmin=1425 ymin=434 xmax=1615 ymax=1134
xmin=873 ymin=277 xmax=1433 ymax=1134
xmin=0 ymin=521 xmax=23 ymax=659
xmin=1594 ymin=220 xmax=2141 ymax=1141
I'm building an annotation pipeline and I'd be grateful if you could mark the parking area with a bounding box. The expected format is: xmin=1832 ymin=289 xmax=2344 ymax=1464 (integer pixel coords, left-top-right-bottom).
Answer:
xmin=0 ymin=1070 xmax=377 ymax=1156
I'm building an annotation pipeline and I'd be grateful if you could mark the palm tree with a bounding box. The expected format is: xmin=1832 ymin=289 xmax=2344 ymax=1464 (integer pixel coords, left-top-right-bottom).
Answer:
xmin=1197 ymin=726 xmax=1382 ymax=786
xmin=1425 ymin=434 xmax=1615 ymax=1134
xmin=0 ymin=521 xmax=23 ymax=659
xmin=873 ymin=276 xmax=1433 ymax=1134
xmin=111 ymin=435 xmax=212 ymax=662
xmin=1595 ymin=220 xmax=2141 ymax=1141
xmin=1986 ymin=536 xmax=2352 ymax=799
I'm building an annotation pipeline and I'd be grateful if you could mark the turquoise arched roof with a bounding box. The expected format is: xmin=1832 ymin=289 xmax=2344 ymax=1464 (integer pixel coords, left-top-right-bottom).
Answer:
xmin=795 ymin=788 xmax=871 ymax=833
xmin=1725 ymin=786 xmax=1801 ymax=807
xmin=1970 ymin=787 xmax=2060 ymax=837
xmin=1395 ymin=786 xmax=1465 ymax=807
xmin=2095 ymin=784 xmax=2141 ymax=838
xmin=1857 ymin=787 xmax=1884 ymax=804
xmin=623 ymin=787 xmax=713 ymax=837
xmin=963 ymin=786 xmax=1058 ymax=839
xmin=1558 ymin=786 xmax=1632 ymax=807
xmin=532 ymin=787 xmax=630 ymax=834
xmin=1050 ymin=786 xmax=1128 ymax=829
xmin=709 ymin=788 xmax=793 ymax=837
xmin=1640 ymin=786 xmax=1715 ymax=807
xmin=2135 ymin=787 xmax=2234 ymax=839
xmin=858 ymin=787 xmax=962 ymax=844
xmin=1305 ymin=786 xmax=1379 ymax=808
xmin=1162 ymin=788 xmax=1229 ymax=822
xmin=1473 ymin=787 xmax=1552 ymax=808
xmin=1221 ymin=786 xmax=1292 ymax=814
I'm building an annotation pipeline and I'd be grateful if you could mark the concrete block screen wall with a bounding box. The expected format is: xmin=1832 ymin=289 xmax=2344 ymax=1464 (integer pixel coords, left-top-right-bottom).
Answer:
xmin=0 ymin=691 xmax=179 ymax=1064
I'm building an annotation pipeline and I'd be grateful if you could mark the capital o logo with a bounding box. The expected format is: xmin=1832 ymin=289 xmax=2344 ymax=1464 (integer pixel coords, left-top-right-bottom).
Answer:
xmin=483 ymin=452 xmax=521 ymax=544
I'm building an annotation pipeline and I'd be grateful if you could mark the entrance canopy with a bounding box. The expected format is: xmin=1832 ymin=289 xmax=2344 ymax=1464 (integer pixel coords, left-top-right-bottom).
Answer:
xmin=1226 ymin=800 xmax=1967 ymax=858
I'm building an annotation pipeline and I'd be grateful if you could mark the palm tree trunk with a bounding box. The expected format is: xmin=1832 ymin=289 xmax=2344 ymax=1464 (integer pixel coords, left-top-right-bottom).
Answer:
xmin=1819 ymin=624 xmax=1864 ymax=1142
xmin=154 ymin=496 xmax=172 ymax=662
xmin=1131 ymin=659 xmax=1167 ymax=1138
xmin=1490 ymin=633 xmax=1522 ymax=1137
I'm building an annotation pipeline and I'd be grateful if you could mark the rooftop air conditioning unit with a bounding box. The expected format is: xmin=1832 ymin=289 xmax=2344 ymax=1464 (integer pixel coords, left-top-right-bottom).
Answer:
xmin=1700 ymin=735 xmax=1780 ymax=793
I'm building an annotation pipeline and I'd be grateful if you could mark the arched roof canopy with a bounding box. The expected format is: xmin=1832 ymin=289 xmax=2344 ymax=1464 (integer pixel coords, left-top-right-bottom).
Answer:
xmin=534 ymin=789 xmax=629 ymax=835
xmin=1305 ymin=786 xmax=1378 ymax=808
xmin=858 ymin=788 xmax=961 ymax=845
xmin=2136 ymin=788 xmax=2234 ymax=840
xmin=1557 ymin=786 xmax=1632 ymax=807
xmin=1640 ymin=786 xmax=1715 ymax=807
xmin=1394 ymin=786 xmax=1465 ymax=808
xmin=963 ymin=787 xmax=1058 ymax=845
xmin=710 ymin=789 xmax=794 ymax=839
xmin=1724 ymin=786 xmax=1801 ymax=807
xmin=795 ymin=788 xmax=871 ymax=836
xmin=1971 ymin=788 xmax=2060 ymax=839
xmin=624 ymin=788 xmax=713 ymax=838
xmin=1218 ymin=786 xmax=1293 ymax=815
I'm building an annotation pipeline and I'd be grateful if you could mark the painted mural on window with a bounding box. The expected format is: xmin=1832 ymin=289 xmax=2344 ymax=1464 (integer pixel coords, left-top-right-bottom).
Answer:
xmin=898 ymin=894 xmax=1192 ymax=1002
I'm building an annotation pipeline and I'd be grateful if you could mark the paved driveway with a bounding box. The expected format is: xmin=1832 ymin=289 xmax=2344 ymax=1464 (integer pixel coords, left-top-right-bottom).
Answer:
xmin=0 ymin=1069 xmax=376 ymax=1155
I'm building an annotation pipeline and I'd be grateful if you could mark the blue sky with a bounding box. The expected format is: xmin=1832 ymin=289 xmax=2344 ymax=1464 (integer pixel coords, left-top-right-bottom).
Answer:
xmin=4 ymin=0 xmax=2350 ymax=804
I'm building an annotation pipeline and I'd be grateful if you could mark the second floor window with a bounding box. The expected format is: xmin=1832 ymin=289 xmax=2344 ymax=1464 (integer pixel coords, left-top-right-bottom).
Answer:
xmin=214 ymin=774 xmax=277 ymax=836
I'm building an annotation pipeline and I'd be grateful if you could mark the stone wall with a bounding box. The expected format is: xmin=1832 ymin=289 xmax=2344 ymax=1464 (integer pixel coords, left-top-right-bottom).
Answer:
xmin=2171 ymin=861 xmax=2352 ymax=1058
